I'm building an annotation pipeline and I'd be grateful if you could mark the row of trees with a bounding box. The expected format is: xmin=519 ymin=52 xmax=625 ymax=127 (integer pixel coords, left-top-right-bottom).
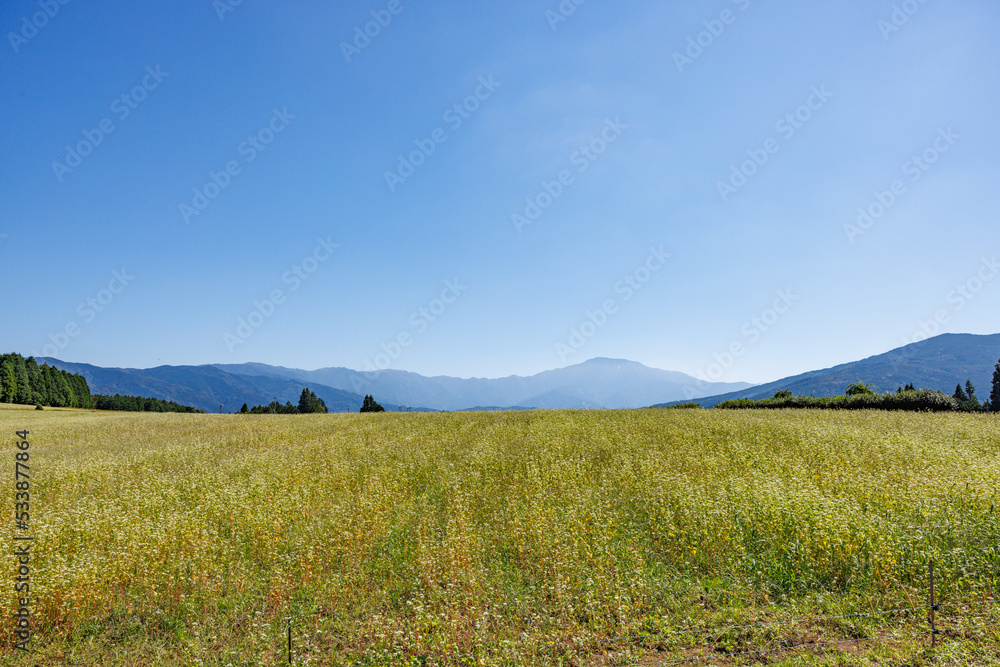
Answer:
xmin=725 ymin=357 xmax=1000 ymax=413
xmin=238 ymin=391 xmax=392 ymax=414
xmin=239 ymin=388 xmax=329 ymax=414
xmin=0 ymin=353 xmax=92 ymax=408
xmin=92 ymin=394 xmax=204 ymax=413
xmin=948 ymin=357 xmax=1000 ymax=412
xmin=952 ymin=381 xmax=990 ymax=413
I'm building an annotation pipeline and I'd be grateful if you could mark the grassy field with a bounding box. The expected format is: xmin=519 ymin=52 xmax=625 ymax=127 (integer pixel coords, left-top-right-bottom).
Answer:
xmin=1 ymin=408 xmax=998 ymax=666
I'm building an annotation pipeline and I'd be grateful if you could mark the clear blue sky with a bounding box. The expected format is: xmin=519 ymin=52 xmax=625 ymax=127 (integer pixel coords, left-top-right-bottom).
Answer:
xmin=2 ymin=0 xmax=998 ymax=383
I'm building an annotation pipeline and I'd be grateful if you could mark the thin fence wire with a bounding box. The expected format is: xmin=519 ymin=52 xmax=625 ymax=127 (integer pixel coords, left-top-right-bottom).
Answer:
xmin=580 ymin=595 xmax=1000 ymax=651
xmin=332 ymin=611 xmax=999 ymax=667
xmin=941 ymin=620 xmax=1000 ymax=633
xmin=305 ymin=594 xmax=1000 ymax=665
xmin=615 ymin=603 xmax=1000 ymax=667
xmin=936 ymin=598 xmax=999 ymax=612
xmin=629 ymin=630 xmax=916 ymax=667
xmin=607 ymin=603 xmax=925 ymax=644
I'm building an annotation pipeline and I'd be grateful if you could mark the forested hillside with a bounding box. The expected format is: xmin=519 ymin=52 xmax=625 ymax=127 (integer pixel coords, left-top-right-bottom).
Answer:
xmin=0 ymin=353 xmax=92 ymax=408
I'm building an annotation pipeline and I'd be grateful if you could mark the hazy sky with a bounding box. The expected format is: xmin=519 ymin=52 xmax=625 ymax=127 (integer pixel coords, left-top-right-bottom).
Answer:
xmin=2 ymin=0 xmax=998 ymax=383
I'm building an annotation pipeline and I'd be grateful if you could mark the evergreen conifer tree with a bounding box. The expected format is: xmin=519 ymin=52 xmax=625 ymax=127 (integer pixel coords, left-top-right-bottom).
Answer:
xmin=360 ymin=395 xmax=385 ymax=413
xmin=990 ymin=359 xmax=1000 ymax=413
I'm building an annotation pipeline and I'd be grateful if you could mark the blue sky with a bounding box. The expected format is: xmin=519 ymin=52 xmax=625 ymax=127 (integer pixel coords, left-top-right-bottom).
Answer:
xmin=2 ymin=0 xmax=998 ymax=383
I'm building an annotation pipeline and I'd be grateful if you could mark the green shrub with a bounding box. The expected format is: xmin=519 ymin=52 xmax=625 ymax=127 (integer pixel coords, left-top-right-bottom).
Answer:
xmin=717 ymin=389 xmax=957 ymax=412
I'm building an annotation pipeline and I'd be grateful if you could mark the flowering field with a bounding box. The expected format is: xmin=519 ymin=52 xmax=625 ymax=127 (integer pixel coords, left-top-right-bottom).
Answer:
xmin=1 ymin=408 xmax=998 ymax=665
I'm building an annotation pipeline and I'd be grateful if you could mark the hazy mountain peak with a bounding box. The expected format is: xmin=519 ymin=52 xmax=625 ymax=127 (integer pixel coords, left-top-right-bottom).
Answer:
xmin=580 ymin=357 xmax=643 ymax=366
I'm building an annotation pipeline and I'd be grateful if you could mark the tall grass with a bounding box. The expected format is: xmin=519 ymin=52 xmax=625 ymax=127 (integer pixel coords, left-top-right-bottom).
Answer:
xmin=1 ymin=409 xmax=998 ymax=665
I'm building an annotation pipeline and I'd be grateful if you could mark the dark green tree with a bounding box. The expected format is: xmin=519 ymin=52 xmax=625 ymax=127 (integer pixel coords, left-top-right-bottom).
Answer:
xmin=53 ymin=371 xmax=74 ymax=407
xmin=954 ymin=383 xmax=967 ymax=402
xmin=0 ymin=358 xmax=16 ymax=404
xmin=13 ymin=356 xmax=32 ymax=405
xmin=240 ymin=403 xmax=249 ymax=414
xmin=72 ymin=373 xmax=92 ymax=408
xmin=773 ymin=389 xmax=792 ymax=399
xmin=964 ymin=380 xmax=982 ymax=412
xmin=846 ymin=381 xmax=874 ymax=396
xmin=298 ymin=388 xmax=328 ymax=414
xmin=25 ymin=357 xmax=44 ymax=405
xmin=990 ymin=358 xmax=1000 ymax=413
xmin=360 ymin=395 xmax=385 ymax=413
xmin=39 ymin=364 xmax=56 ymax=405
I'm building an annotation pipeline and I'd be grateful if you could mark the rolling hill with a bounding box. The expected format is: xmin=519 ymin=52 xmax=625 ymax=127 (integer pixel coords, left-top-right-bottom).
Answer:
xmin=38 ymin=359 xmax=364 ymax=413
xmin=656 ymin=333 xmax=1000 ymax=407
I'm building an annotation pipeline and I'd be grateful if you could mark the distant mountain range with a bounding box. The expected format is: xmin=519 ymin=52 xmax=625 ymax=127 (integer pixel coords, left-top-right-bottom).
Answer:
xmin=211 ymin=357 xmax=751 ymax=411
xmin=40 ymin=333 xmax=999 ymax=413
xmin=40 ymin=357 xmax=751 ymax=413
xmin=657 ymin=333 xmax=1000 ymax=407
xmin=37 ymin=360 xmax=365 ymax=413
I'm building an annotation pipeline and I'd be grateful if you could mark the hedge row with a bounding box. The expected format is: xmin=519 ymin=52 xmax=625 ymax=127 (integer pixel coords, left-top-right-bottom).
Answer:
xmin=716 ymin=389 xmax=958 ymax=412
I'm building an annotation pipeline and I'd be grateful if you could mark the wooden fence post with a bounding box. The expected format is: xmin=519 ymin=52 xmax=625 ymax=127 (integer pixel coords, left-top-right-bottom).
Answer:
xmin=929 ymin=558 xmax=938 ymax=647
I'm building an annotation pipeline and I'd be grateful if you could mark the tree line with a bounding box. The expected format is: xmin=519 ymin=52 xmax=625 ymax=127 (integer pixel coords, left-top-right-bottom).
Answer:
xmin=0 ymin=353 xmax=92 ymax=408
xmin=239 ymin=388 xmax=329 ymax=414
xmin=91 ymin=394 xmax=204 ymax=413
xmin=718 ymin=358 xmax=1000 ymax=413
xmin=2 ymin=352 xmax=204 ymax=413
xmin=238 ymin=390 xmax=392 ymax=414
xmin=952 ymin=380 xmax=990 ymax=413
